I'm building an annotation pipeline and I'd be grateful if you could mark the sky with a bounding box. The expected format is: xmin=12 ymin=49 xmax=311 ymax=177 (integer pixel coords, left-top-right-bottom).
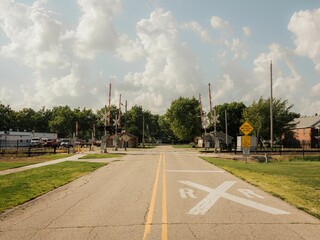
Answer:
xmin=0 ymin=0 xmax=319 ymax=116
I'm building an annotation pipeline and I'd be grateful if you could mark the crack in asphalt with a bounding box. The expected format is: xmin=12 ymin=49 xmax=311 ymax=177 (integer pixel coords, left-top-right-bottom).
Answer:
xmin=2 ymin=221 xmax=319 ymax=232
xmin=29 ymin=192 xmax=92 ymax=239
xmin=187 ymin=224 xmax=199 ymax=239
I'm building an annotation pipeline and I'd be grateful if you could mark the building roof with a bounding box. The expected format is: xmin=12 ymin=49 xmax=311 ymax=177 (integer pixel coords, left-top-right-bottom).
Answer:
xmin=109 ymin=132 xmax=138 ymax=139
xmin=292 ymin=115 xmax=320 ymax=129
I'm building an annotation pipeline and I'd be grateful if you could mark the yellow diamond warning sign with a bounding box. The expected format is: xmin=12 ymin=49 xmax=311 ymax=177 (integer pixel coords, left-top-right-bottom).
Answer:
xmin=240 ymin=121 xmax=254 ymax=135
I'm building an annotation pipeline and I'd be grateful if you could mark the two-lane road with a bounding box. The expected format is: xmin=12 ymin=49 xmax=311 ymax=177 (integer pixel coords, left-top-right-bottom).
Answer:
xmin=1 ymin=146 xmax=319 ymax=239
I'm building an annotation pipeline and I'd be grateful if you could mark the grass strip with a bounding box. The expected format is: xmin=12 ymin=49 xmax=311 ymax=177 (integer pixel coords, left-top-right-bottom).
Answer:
xmin=78 ymin=153 xmax=124 ymax=159
xmin=201 ymin=157 xmax=320 ymax=219
xmin=0 ymin=161 xmax=106 ymax=213
xmin=0 ymin=162 xmax=34 ymax=171
xmin=0 ymin=154 xmax=73 ymax=171
xmin=36 ymin=154 xmax=72 ymax=160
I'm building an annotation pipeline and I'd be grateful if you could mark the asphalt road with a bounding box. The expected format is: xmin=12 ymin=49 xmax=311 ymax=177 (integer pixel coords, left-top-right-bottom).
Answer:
xmin=0 ymin=146 xmax=319 ymax=239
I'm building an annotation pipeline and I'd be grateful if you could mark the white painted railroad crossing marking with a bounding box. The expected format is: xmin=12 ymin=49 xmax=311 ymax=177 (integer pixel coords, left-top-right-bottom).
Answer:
xmin=179 ymin=181 xmax=290 ymax=216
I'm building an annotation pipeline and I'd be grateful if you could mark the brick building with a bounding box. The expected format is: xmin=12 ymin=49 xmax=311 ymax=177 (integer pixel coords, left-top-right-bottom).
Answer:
xmin=289 ymin=115 xmax=320 ymax=149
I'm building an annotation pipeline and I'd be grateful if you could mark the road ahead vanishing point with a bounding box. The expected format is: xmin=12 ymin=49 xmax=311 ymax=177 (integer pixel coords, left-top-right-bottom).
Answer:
xmin=0 ymin=146 xmax=319 ymax=240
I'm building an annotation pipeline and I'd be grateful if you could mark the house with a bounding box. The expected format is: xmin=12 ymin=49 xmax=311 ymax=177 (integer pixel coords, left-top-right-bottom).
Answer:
xmin=289 ymin=115 xmax=320 ymax=149
xmin=198 ymin=131 xmax=233 ymax=149
xmin=107 ymin=132 xmax=139 ymax=148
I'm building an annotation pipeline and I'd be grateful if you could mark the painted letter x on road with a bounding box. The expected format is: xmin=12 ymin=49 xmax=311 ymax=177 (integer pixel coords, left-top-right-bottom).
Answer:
xmin=179 ymin=181 xmax=290 ymax=216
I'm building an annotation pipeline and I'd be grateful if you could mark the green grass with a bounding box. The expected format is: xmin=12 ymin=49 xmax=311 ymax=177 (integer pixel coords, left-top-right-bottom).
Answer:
xmin=0 ymin=162 xmax=34 ymax=171
xmin=38 ymin=154 xmax=72 ymax=160
xmin=78 ymin=153 xmax=124 ymax=159
xmin=0 ymin=161 xmax=106 ymax=213
xmin=287 ymin=155 xmax=320 ymax=162
xmin=0 ymin=154 xmax=73 ymax=171
xmin=201 ymin=157 xmax=320 ymax=219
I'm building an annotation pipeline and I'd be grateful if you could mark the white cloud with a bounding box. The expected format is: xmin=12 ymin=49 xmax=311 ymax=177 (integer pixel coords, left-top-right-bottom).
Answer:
xmin=0 ymin=1 xmax=318 ymax=117
xmin=182 ymin=21 xmax=213 ymax=43
xmin=243 ymin=26 xmax=251 ymax=37
xmin=311 ymin=83 xmax=320 ymax=96
xmin=122 ymin=8 xmax=204 ymax=113
xmin=115 ymin=34 xmax=144 ymax=62
xmin=210 ymin=16 xmax=233 ymax=33
xmin=0 ymin=0 xmax=121 ymax=110
xmin=288 ymin=8 xmax=320 ymax=71
xmin=0 ymin=86 xmax=12 ymax=103
xmin=0 ymin=0 xmax=68 ymax=69
xmin=215 ymin=74 xmax=234 ymax=101
xmin=252 ymin=44 xmax=306 ymax=111
xmin=73 ymin=0 xmax=121 ymax=59
xmin=226 ymin=38 xmax=248 ymax=60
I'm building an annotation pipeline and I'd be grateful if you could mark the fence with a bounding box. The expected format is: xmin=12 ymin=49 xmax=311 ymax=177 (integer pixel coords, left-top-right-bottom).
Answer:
xmin=0 ymin=140 xmax=63 ymax=157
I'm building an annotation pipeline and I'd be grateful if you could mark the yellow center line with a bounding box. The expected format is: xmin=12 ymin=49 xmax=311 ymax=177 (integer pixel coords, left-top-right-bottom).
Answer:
xmin=143 ymin=152 xmax=162 ymax=240
xmin=162 ymin=153 xmax=168 ymax=240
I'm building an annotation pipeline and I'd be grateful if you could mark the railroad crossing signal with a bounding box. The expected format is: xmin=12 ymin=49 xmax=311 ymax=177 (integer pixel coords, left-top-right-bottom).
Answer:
xmin=212 ymin=114 xmax=220 ymax=124
xmin=240 ymin=121 xmax=253 ymax=135
xmin=113 ymin=117 xmax=120 ymax=127
xmin=100 ymin=113 xmax=108 ymax=123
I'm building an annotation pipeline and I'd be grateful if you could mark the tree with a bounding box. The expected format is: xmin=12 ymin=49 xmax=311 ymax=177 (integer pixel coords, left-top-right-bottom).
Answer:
xmin=0 ymin=103 xmax=16 ymax=131
xmin=158 ymin=114 xmax=177 ymax=143
xmin=243 ymin=97 xmax=299 ymax=142
xmin=74 ymin=108 xmax=96 ymax=140
xmin=15 ymin=108 xmax=37 ymax=132
xmin=34 ymin=107 xmax=53 ymax=133
xmin=125 ymin=105 xmax=160 ymax=142
xmin=49 ymin=106 xmax=76 ymax=138
xmin=215 ymin=102 xmax=247 ymax=139
xmin=165 ymin=97 xmax=201 ymax=142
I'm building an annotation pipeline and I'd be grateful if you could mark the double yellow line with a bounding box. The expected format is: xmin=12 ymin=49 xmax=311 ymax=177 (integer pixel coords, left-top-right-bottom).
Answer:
xmin=143 ymin=152 xmax=168 ymax=240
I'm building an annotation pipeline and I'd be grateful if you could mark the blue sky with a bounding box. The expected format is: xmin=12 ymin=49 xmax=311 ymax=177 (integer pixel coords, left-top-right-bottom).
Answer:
xmin=0 ymin=0 xmax=319 ymax=115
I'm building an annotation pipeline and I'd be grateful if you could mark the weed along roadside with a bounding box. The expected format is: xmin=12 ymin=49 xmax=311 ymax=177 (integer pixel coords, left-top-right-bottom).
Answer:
xmin=201 ymin=156 xmax=320 ymax=219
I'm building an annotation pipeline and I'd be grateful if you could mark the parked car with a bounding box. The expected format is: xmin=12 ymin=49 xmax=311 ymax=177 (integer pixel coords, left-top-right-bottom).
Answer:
xmin=74 ymin=139 xmax=85 ymax=147
xmin=30 ymin=137 xmax=41 ymax=147
xmin=42 ymin=138 xmax=53 ymax=147
xmin=60 ymin=138 xmax=72 ymax=148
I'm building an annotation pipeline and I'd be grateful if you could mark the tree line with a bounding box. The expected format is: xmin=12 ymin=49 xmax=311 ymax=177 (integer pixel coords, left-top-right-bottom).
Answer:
xmin=0 ymin=97 xmax=299 ymax=144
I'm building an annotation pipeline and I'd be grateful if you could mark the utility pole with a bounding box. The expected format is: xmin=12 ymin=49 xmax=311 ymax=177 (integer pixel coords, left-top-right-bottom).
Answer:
xmin=208 ymin=83 xmax=217 ymax=137
xmin=208 ymin=83 xmax=213 ymax=126
xmin=225 ymin=109 xmax=228 ymax=145
xmin=209 ymin=83 xmax=218 ymax=151
xmin=104 ymin=105 xmax=107 ymax=137
xmin=125 ymin=100 xmax=127 ymax=151
xmin=108 ymin=83 xmax=112 ymax=127
xmin=142 ymin=115 xmax=145 ymax=147
xmin=125 ymin=100 xmax=127 ymax=132
xmin=199 ymin=94 xmax=206 ymax=149
xmin=199 ymin=94 xmax=203 ymax=126
xmin=270 ymin=60 xmax=274 ymax=151
xmin=119 ymin=94 xmax=122 ymax=129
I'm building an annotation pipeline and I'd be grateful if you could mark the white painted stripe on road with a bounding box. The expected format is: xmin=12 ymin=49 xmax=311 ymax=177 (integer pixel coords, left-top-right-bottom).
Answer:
xmin=222 ymin=192 xmax=290 ymax=215
xmin=179 ymin=180 xmax=290 ymax=216
xmin=166 ymin=170 xmax=225 ymax=173
xmin=188 ymin=181 xmax=236 ymax=215
xmin=179 ymin=180 xmax=215 ymax=193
